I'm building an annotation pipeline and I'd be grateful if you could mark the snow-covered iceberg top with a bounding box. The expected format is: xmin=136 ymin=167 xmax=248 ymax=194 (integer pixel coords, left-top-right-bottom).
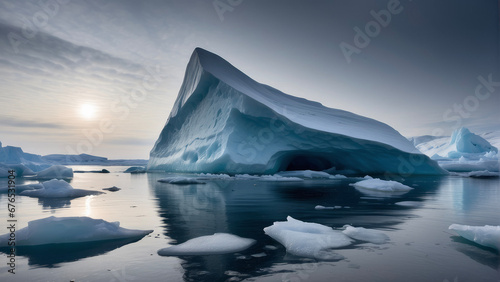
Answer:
xmin=157 ymin=233 xmax=256 ymax=256
xmin=449 ymin=224 xmax=500 ymax=251
xmin=148 ymin=48 xmax=444 ymax=175
xmin=0 ymin=216 xmax=153 ymax=246
xmin=20 ymin=179 xmax=103 ymax=198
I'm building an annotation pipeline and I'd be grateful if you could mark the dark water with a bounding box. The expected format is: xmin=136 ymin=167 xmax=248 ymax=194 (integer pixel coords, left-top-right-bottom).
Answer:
xmin=0 ymin=166 xmax=499 ymax=281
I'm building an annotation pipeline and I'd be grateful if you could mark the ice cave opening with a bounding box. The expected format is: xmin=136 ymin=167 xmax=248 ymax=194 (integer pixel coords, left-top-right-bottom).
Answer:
xmin=282 ymin=153 xmax=334 ymax=171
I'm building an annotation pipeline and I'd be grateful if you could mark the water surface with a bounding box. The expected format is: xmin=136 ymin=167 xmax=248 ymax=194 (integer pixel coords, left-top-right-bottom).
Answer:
xmin=0 ymin=166 xmax=499 ymax=281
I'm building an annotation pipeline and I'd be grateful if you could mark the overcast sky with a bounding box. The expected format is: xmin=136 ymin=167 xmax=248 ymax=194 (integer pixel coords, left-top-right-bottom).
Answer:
xmin=0 ymin=0 xmax=498 ymax=159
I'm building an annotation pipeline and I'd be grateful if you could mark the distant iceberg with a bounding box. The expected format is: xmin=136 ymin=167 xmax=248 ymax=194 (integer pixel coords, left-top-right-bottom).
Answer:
xmin=412 ymin=127 xmax=499 ymax=173
xmin=148 ymin=48 xmax=443 ymax=175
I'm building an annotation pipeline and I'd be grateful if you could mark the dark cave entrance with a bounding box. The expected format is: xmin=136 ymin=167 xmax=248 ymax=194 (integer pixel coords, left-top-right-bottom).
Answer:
xmin=284 ymin=154 xmax=334 ymax=171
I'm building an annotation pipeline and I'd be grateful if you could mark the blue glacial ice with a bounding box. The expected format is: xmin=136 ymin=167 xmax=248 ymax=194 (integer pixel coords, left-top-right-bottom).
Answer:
xmin=148 ymin=48 xmax=444 ymax=175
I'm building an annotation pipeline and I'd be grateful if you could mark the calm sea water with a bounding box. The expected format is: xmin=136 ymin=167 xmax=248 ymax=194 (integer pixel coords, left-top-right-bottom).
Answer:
xmin=0 ymin=166 xmax=499 ymax=282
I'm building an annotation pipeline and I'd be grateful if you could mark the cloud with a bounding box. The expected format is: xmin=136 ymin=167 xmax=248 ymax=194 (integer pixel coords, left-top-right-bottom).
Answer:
xmin=0 ymin=116 xmax=66 ymax=129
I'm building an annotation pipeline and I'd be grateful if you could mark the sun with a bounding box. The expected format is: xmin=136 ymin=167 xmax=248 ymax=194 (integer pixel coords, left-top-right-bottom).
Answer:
xmin=79 ymin=103 xmax=97 ymax=120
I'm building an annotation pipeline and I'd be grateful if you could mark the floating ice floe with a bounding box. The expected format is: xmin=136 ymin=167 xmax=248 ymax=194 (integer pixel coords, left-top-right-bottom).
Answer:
xmin=34 ymin=165 xmax=74 ymax=179
xmin=450 ymin=170 xmax=499 ymax=178
xmin=263 ymin=216 xmax=352 ymax=260
xmin=449 ymin=224 xmax=500 ymax=251
xmin=350 ymin=178 xmax=413 ymax=192
xmin=394 ymin=201 xmax=424 ymax=207
xmin=315 ymin=205 xmax=343 ymax=210
xmin=0 ymin=216 xmax=153 ymax=246
xmin=342 ymin=225 xmax=390 ymax=244
xmin=158 ymin=177 xmax=206 ymax=185
xmin=20 ymin=179 xmax=103 ymax=198
xmin=277 ymin=170 xmax=346 ymax=179
xmin=157 ymin=233 xmax=256 ymax=256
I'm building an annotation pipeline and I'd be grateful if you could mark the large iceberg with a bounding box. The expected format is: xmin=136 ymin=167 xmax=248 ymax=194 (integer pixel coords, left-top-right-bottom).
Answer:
xmin=148 ymin=48 xmax=443 ymax=175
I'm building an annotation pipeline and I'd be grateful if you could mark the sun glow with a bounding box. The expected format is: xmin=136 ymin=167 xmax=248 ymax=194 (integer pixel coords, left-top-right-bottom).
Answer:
xmin=79 ymin=103 xmax=97 ymax=120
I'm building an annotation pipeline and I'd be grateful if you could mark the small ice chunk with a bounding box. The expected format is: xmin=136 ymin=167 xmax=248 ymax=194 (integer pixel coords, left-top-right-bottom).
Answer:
xmin=449 ymin=224 xmax=500 ymax=251
xmin=263 ymin=216 xmax=352 ymax=260
xmin=197 ymin=173 xmax=232 ymax=180
xmin=251 ymin=252 xmax=267 ymax=258
xmin=342 ymin=225 xmax=390 ymax=244
xmin=315 ymin=205 xmax=335 ymax=210
xmin=158 ymin=177 xmax=206 ymax=185
xmin=277 ymin=170 xmax=332 ymax=179
xmin=394 ymin=201 xmax=423 ymax=207
xmin=349 ymin=178 xmax=413 ymax=192
xmin=263 ymin=245 xmax=278 ymax=250
xmin=124 ymin=166 xmax=146 ymax=173
xmin=157 ymin=233 xmax=256 ymax=256
xmin=102 ymin=186 xmax=121 ymax=192
xmin=35 ymin=165 xmax=73 ymax=179
xmin=0 ymin=216 xmax=153 ymax=246
xmin=20 ymin=179 xmax=103 ymax=198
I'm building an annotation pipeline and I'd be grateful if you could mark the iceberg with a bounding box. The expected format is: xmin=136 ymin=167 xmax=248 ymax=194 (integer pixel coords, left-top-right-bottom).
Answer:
xmin=35 ymin=165 xmax=74 ymax=179
xmin=20 ymin=179 xmax=103 ymax=198
xmin=342 ymin=225 xmax=390 ymax=244
xmin=411 ymin=127 xmax=499 ymax=172
xmin=449 ymin=224 xmax=500 ymax=251
xmin=0 ymin=216 xmax=153 ymax=246
xmin=148 ymin=48 xmax=444 ymax=175
xmin=263 ymin=216 xmax=352 ymax=260
xmin=157 ymin=233 xmax=255 ymax=256
xmin=0 ymin=183 xmax=43 ymax=194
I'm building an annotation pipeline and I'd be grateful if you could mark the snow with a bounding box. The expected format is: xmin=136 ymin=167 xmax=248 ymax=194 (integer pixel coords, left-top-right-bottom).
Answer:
xmin=263 ymin=216 xmax=352 ymax=260
xmin=35 ymin=165 xmax=74 ymax=179
xmin=157 ymin=233 xmax=256 ymax=256
xmin=148 ymin=48 xmax=444 ymax=175
xmin=449 ymin=224 xmax=500 ymax=251
xmin=349 ymin=178 xmax=413 ymax=192
xmin=342 ymin=225 xmax=390 ymax=244
xmin=0 ymin=216 xmax=153 ymax=246
xmin=20 ymin=179 xmax=103 ymax=198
